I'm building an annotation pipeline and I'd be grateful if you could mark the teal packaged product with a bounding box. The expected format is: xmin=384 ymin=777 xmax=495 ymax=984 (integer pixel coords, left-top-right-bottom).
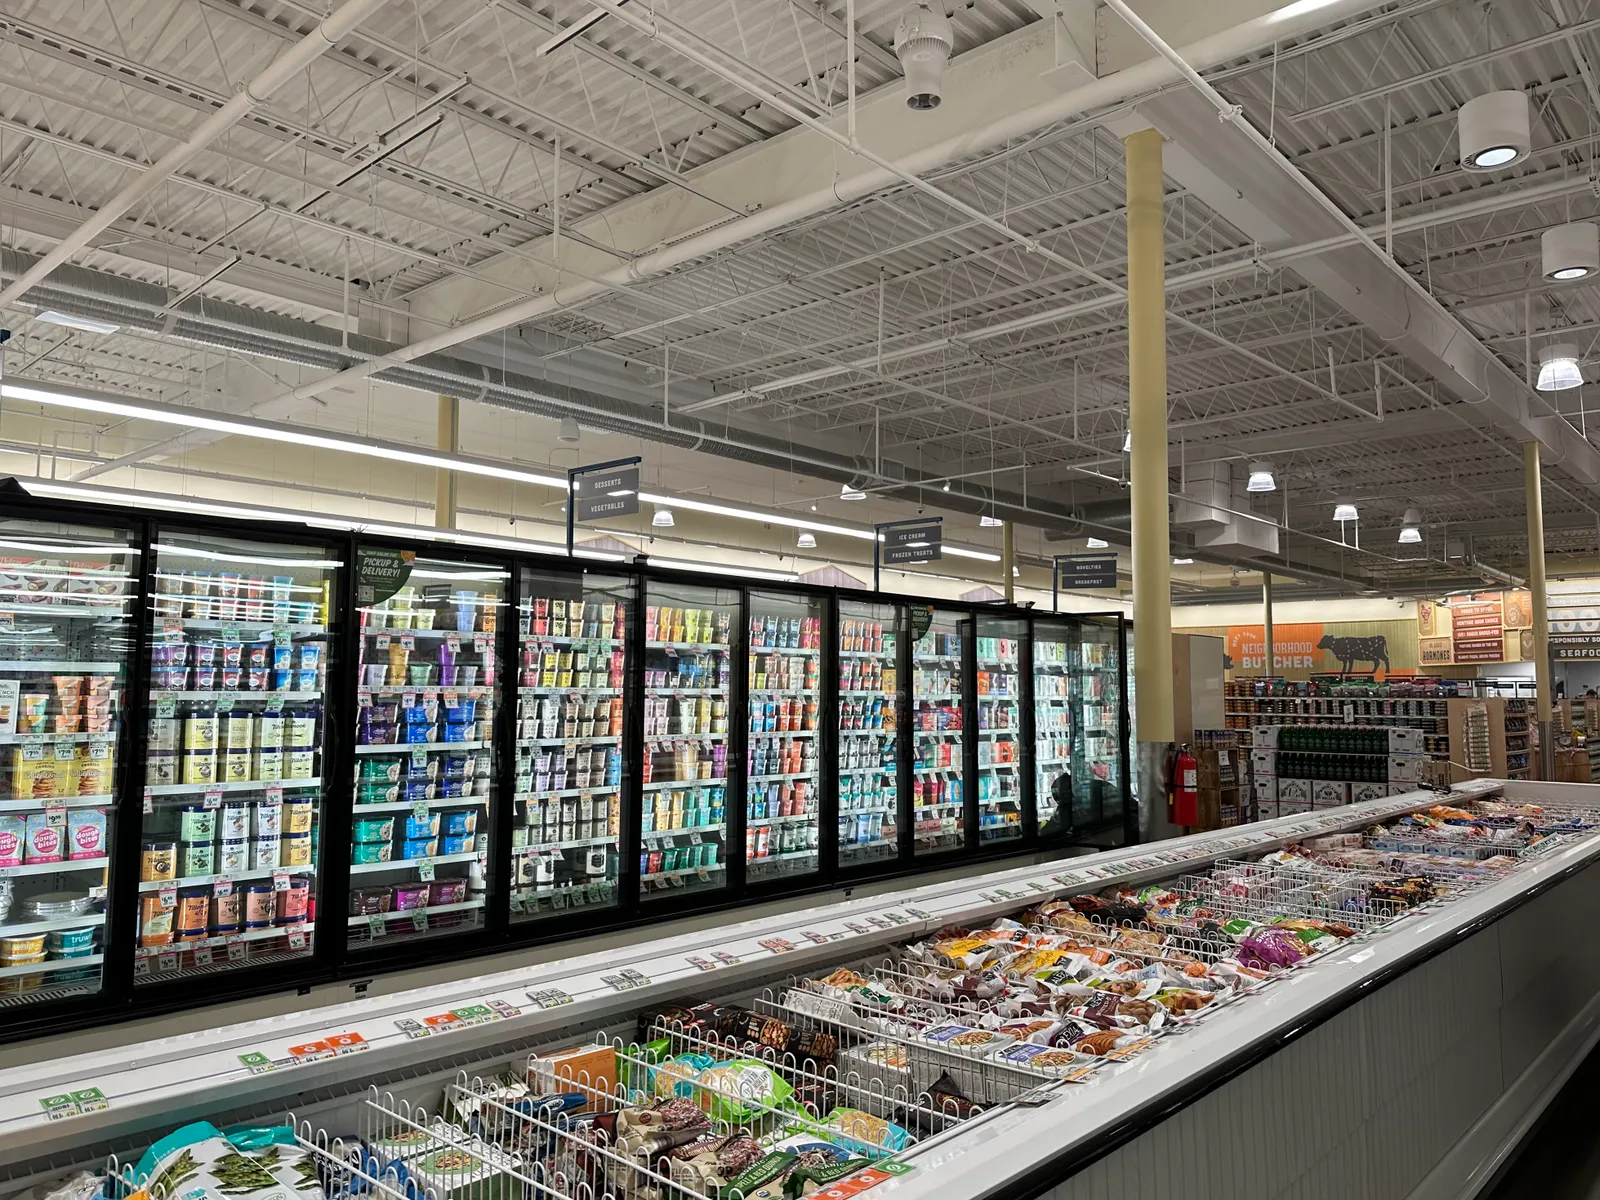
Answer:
xmin=353 ymin=817 xmax=394 ymax=844
xmin=352 ymin=842 xmax=394 ymax=865
xmin=360 ymin=758 xmax=403 ymax=784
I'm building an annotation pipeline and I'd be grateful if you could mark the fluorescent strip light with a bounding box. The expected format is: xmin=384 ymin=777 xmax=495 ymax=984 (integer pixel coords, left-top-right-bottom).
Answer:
xmin=1 ymin=381 xmax=570 ymax=490
xmin=34 ymin=310 xmax=121 ymax=335
xmin=25 ymin=481 xmax=307 ymax=524
xmin=535 ymin=3 xmax=624 ymax=55
xmin=1122 ymin=432 xmax=1131 ymax=453
xmin=1085 ymin=537 xmax=1109 ymax=549
xmin=1173 ymin=557 xmax=1195 ymax=565
xmin=979 ymin=514 xmax=1004 ymax=528
xmin=943 ymin=546 xmax=1003 ymax=563
xmin=645 ymin=556 xmax=800 ymax=583
xmin=636 ymin=492 xmax=874 ymax=540
xmin=151 ymin=543 xmax=341 ymax=569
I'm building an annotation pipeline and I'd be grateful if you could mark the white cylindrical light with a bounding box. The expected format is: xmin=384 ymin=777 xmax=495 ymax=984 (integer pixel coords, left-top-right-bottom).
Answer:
xmin=840 ymin=481 xmax=866 ymax=500
xmin=1458 ymin=90 xmax=1530 ymax=171
xmin=1332 ymin=501 xmax=1358 ymax=522
xmin=1543 ymin=223 xmax=1600 ymax=280
xmin=797 ymin=531 xmax=817 ymax=549
xmin=558 ymin=416 xmax=581 ymax=444
xmin=1538 ymin=343 xmax=1584 ymax=391
xmin=1246 ymin=461 xmax=1276 ymax=493
xmin=1399 ymin=507 xmax=1423 ymax=544
xmin=651 ymin=508 xmax=675 ymax=528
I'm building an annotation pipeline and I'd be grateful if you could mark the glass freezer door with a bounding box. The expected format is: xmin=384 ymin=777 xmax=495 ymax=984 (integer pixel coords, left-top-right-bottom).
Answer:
xmin=349 ymin=551 xmax=506 ymax=947
xmin=837 ymin=599 xmax=900 ymax=869
xmin=642 ymin=581 xmax=734 ymax=900
xmin=137 ymin=531 xmax=338 ymax=981
xmin=745 ymin=590 xmax=823 ymax=882
xmin=1033 ymin=618 xmax=1073 ymax=838
xmin=1073 ymin=615 xmax=1125 ymax=832
xmin=912 ymin=607 xmax=967 ymax=855
xmin=511 ymin=567 xmax=631 ymax=919
xmin=974 ymin=615 xmax=1024 ymax=844
xmin=0 ymin=519 xmax=135 ymax=1006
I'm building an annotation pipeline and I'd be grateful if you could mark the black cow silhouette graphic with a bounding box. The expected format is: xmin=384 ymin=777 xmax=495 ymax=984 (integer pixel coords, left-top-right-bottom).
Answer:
xmin=1318 ymin=634 xmax=1389 ymax=677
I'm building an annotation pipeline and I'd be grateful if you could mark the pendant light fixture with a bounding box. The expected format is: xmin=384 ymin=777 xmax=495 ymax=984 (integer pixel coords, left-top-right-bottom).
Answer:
xmin=558 ymin=416 xmax=581 ymax=444
xmin=840 ymin=481 xmax=867 ymax=500
xmin=797 ymin=531 xmax=817 ymax=549
xmin=1538 ymin=344 xmax=1583 ymax=391
xmin=1458 ymin=90 xmax=1530 ymax=171
xmin=1332 ymin=501 xmax=1358 ymax=522
xmin=651 ymin=508 xmax=675 ymax=528
xmin=1246 ymin=461 xmax=1276 ymax=493
xmin=979 ymin=514 xmax=1004 ymax=527
xmin=1399 ymin=508 xmax=1423 ymax=544
xmin=1543 ymin=222 xmax=1600 ymax=280
xmin=1086 ymin=536 xmax=1109 ymax=549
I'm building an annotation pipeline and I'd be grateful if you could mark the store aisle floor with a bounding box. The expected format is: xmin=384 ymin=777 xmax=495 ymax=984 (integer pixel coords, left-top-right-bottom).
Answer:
xmin=1485 ymin=1042 xmax=1600 ymax=1199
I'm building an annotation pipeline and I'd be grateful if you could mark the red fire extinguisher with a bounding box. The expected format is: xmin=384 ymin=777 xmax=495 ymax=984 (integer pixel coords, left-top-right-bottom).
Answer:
xmin=1170 ymin=743 xmax=1199 ymax=828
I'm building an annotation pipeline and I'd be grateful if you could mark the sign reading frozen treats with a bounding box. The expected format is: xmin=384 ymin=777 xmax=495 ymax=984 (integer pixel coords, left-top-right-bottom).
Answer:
xmin=357 ymin=547 xmax=415 ymax=607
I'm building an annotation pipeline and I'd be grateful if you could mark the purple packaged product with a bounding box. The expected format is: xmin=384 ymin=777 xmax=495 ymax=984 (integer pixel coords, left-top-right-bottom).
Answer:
xmin=437 ymin=642 xmax=455 ymax=678
xmin=361 ymin=722 xmax=397 ymax=745
xmin=192 ymin=667 xmax=217 ymax=690
xmin=190 ymin=642 xmax=218 ymax=666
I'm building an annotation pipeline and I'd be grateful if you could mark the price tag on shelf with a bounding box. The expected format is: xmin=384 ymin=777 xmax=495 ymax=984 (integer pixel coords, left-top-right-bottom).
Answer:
xmin=192 ymin=946 xmax=213 ymax=968
xmin=800 ymin=930 xmax=829 ymax=945
xmin=375 ymin=634 xmax=391 ymax=650
xmin=843 ymin=921 xmax=868 ymax=935
xmin=19 ymin=740 xmax=43 ymax=761
xmin=411 ymin=911 xmax=428 ymax=933
xmin=686 ymin=955 xmax=716 ymax=972
xmin=903 ymin=906 xmax=933 ymax=920
xmin=695 ymin=867 xmax=710 ymax=882
xmin=274 ymin=625 xmax=292 ymax=647
xmin=288 ymin=930 xmax=308 ymax=951
xmin=88 ymin=884 xmax=107 ymax=901
xmin=400 ymin=636 xmax=416 ymax=651
xmin=217 ymin=692 xmax=239 ymax=709
xmin=157 ymin=886 xmax=177 ymax=911
xmin=367 ymin=916 xmax=387 ymax=939
xmin=689 ymin=831 xmax=702 ymax=845
xmin=265 ymin=696 xmax=285 ymax=712
xmin=162 ymin=618 xmax=184 ymax=639
xmin=272 ymin=873 xmax=290 ymax=892
xmin=401 ymin=692 xmax=417 ymax=708
xmin=156 ymin=696 xmax=176 ymax=718
xmin=418 ymin=862 xmax=436 ymax=882
xmin=1343 ymin=702 xmax=1355 ymax=723
xmin=412 ymin=799 xmax=430 ymax=820
xmin=265 ymin=786 xmax=283 ymax=806
xmin=528 ymin=987 xmax=573 ymax=1009
xmin=203 ymin=790 xmax=223 ymax=810
xmin=759 ymin=937 xmax=795 ymax=954
xmin=602 ymin=969 xmax=649 ymax=992
xmin=226 ymin=936 xmax=247 ymax=960
xmin=473 ymin=637 xmax=488 ymax=653
xmin=881 ymin=911 xmax=909 ymax=925
xmin=221 ymin=624 xmax=241 ymax=643
xmin=864 ymin=915 xmax=891 ymax=930
xmin=411 ymin=748 xmax=428 ymax=768
xmin=53 ymin=742 xmax=74 ymax=763
xmin=133 ymin=957 xmax=150 ymax=977
xmin=214 ymin=881 xmax=234 ymax=897
xmin=157 ymin=952 xmax=178 ymax=973
xmin=446 ymin=636 xmax=461 ymax=653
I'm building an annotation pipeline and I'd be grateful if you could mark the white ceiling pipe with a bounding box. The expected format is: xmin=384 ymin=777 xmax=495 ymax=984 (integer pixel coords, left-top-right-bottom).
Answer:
xmin=0 ymin=0 xmax=388 ymax=313
xmin=219 ymin=0 xmax=1391 ymax=415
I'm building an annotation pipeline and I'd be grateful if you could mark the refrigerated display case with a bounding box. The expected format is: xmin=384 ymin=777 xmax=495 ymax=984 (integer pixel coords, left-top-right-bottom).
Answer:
xmin=1033 ymin=618 xmax=1072 ymax=836
xmin=0 ymin=518 xmax=135 ymax=1006
xmin=14 ymin=778 xmax=1599 ymax=1200
xmin=348 ymin=551 xmax=505 ymax=948
xmin=975 ymin=615 xmax=1024 ymax=844
xmin=745 ymin=591 xmax=822 ymax=883
xmin=136 ymin=531 xmax=339 ymax=981
xmin=511 ymin=567 xmax=630 ymax=919
xmin=912 ymin=607 xmax=966 ymax=855
xmin=641 ymin=582 xmax=734 ymax=899
xmin=837 ymin=599 xmax=900 ymax=869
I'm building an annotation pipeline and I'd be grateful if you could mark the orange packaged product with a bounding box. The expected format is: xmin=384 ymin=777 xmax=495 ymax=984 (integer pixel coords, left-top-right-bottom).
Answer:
xmin=529 ymin=1043 xmax=617 ymax=1111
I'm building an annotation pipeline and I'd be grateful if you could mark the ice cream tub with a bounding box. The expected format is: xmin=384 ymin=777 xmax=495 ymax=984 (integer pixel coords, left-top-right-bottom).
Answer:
xmin=360 ymin=757 xmax=403 ymax=784
xmin=244 ymin=884 xmax=275 ymax=929
xmin=176 ymin=889 xmax=209 ymax=939
xmin=276 ymin=878 xmax=310 ymax=925
xmin=141 ymin=841 xmax=177 ymax=882
xmin=440 ymin=834 xmax=474 ymax=856
xmin=393 ymin=883 xmax=430 ymax=911
xmin=286 ymin=749 xmax=315 ymax=779
xmin=357 ymin=783 xmax=400 ymax=805
xmin=350 ymin=887 xmax=391 ymax=916
xmin=281 ymin=831 xmax=312 ymax=868
xmin=138 ymin=896 xmax=175 ymax=947
xmin=179 ymin=805 xmax=216 ymax=842
xmin=283 ymin=799 xmax=313 ymax=834
xmin=352 ymin=842 xmax=393 ymax=865
xmin=254 ymin=801 xmax=281 ymax=836
xmin=428 ymin=879 xmax=467 ymax=906
xmin=212 ymin=889 xmax=241 ymax=933
xmin=181 ymin=841 xmax=215 ymax=878
xmin=0 ymin=951 xmax=46 ymax=968
xmin=219 ymin=802 xmax=249 ymax=839
xmin=218 ymin=839 xmax=248 ymax=874
xmin=0 ymin=934 xmax=45 ymax=957
xmin=181 ymin=750 xmax=217 ymax=786
xmin=404 ymin=814 xmax=439 ymax=839
xmin=439 ymin=810 xmax=476 ymax=837
xmin=183 ymin=712 xmax=217 ymax=750
xmin=401 ymin=838 xmax=437 ymax=860
xmin=252 ymin=835 xmax=280 ymax=870
xmin=146 ymin=751 xmax=178 ymax=786
xmin=46 ymin=928 xmax=95 ymax=955
xmin=353 ymin=817 xmax=394 ymax=844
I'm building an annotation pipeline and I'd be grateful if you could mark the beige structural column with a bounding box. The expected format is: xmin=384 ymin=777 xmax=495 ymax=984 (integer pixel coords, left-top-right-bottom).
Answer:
xmin=1525 ymin=442 xmax=1551 ymax=731
xmin=1002 ymin=520 xmax=1015 ymax=603
xmin=1127 ymin=128 xmax=1174 ymax=758
xmin=1263 ymin=571 xmax=1275 ymax=676
xmin=435 ymin=394 xmax=460 ymax=528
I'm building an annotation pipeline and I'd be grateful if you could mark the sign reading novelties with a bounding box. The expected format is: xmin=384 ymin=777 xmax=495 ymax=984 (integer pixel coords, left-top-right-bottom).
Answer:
xmin=573 ymin=466 xmax=639 ymax=522
xmin=1054 ymin=554 xmax=1118 ymax=590
xmin=881 ymin=521 xmax=942 ymax=565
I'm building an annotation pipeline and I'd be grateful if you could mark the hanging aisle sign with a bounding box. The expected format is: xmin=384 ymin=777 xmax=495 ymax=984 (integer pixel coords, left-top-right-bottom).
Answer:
xmin=882 ymin=521 xmax=942 ymax=565
xmin=1055 ymin=554 xmax=1118 ymax=590
xmin=574 ymin=466 xmax=640 ymax=522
